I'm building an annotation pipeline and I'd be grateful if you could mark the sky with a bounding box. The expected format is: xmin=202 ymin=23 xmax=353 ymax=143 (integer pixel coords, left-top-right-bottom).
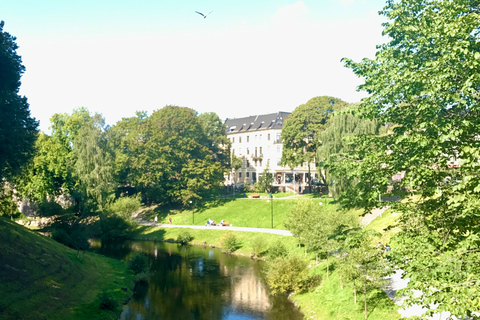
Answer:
xmin=1 ymin=0 xmax=388 ymax=133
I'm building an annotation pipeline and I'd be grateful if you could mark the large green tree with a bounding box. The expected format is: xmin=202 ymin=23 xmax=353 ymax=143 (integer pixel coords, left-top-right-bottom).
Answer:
xmin=281 ymin=96 xmax=349 ymax=191
xmin=0 ymin=21 xmax=38 ymax=182
xmin=130 ymin=106 xmax=227 ymax=207
xmin=317 ymin=108 xmax=384 ymax=199
xmin=341 ymin=0 xmax=480 ymax=317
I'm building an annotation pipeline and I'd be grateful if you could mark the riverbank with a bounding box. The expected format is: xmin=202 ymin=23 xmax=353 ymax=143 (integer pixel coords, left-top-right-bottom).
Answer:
xmin=0 ymin=218 xmax=135 ymax=320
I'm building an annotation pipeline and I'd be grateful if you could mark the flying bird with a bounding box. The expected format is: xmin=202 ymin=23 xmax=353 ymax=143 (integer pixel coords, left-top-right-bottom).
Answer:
xmin=195 ymin=11 xmax=212 ymax=19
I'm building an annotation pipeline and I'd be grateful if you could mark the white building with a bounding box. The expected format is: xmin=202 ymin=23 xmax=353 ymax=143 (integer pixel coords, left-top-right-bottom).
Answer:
xmin=225 ymin=112 xmax=317 ymax=192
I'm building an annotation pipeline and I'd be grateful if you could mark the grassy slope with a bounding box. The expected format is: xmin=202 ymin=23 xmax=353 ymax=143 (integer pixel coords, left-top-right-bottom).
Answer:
xmin=0 ymin=218 xmax=134 ymax=320
xmin=291 ymin=210 xmax=402 ymax=320
xmin=143 ymin=196 xmax=333 ymax=229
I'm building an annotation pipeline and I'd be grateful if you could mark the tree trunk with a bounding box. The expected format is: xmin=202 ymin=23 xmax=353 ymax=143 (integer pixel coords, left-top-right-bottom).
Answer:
xmin=364 ymin=284 xmax=367 ymax=319
xmin=354 ymin=281 xmax=357 ymax=304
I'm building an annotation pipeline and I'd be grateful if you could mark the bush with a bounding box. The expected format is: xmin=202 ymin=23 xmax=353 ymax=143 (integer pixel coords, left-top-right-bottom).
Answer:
xmin=177 ymin=230 xmax=193 ymax=244
xmin=128 ymin=254 xmax=148 ymax=275
xmin=98 ymin=291 xmax=118 ymax=311
xmin=265 ymin=255 xmax=320 ymax=294
xmin=38 ymin=201 xmax=64 ymax=217
xmin=250 ymin=235 xmax=268 ymax=257
xmin=267 ymin=240 xmax=288 ymax=260
xmin=106 ymin=196 xmax=141 ymax=220
xmin=99 ymin=213 xmax=132 ymax=240
xmin=220 ymin=231 xmax=240 ymax=252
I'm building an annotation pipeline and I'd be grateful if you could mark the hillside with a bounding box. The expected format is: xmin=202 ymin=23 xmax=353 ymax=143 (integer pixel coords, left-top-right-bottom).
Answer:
xmin=0 ymin=218 xmax=134 ymax=320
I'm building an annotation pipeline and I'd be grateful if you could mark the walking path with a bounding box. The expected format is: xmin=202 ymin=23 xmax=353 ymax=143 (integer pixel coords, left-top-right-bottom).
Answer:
xmin=138 ymin=221 xmax=293 ymax=236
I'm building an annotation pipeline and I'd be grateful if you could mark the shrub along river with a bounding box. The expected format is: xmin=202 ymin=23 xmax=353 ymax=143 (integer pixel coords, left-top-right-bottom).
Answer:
xmin=90 ymin=240 xmax=304 ymax=320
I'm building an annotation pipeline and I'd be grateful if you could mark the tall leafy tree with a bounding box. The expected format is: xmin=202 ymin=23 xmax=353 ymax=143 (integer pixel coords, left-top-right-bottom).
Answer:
xmin=256 ymin=160 xmax=274 ymax=193
xmin=131 ymin=106 xmax=227 ymax=206
xmin=317 ymin=108 xmax=384 ymax=199
xmin=341 ymin=0 xmax=480 ymax=317
xmin=71 ymin=113 xmax=115 ymax=212
xmin=281 ymin=96 xmax=348 ymax=191
xmin=0 ymin=21 xmax=38 ymax=182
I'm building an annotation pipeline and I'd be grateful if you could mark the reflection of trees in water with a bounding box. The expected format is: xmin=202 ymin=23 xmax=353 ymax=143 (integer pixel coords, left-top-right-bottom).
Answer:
xmin=119 ymin=241 xmax=304 ymax=320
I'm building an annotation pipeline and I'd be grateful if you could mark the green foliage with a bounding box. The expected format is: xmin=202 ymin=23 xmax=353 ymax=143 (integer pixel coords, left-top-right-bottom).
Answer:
xmin=267 ymin=240 xmax=288 ymax=260
xmin=128 ymin=254 xmax=148 ymax=275
xmin=72 ymin=114 xmax=115 ymax=211
xmin=317 ymin=109 xmax=384 ymax=199
xmin=0 ymin=21 xmax=38 ymax=182
xmin=98 ymin=291 xmax=118 ymax=311
xmin=0 ymin=183 xmax=20 ymax=217
xmin=126 ymin=106 xmax=228 ymax=207
xmin=51 ymin=217 xmax=90 ymax=253
xmin=38 ymin=200 xmax=64 ymax=217
xmin=177 ymin=230 xmax=193 ymax=244
xmin=106 ymin=195 xmax=141 ymax=220
xmin=265 ymin=255 xmax=320 ymax=294
xmin=255 ymin=160 xmax=274 ymax=193
xmin=281 ymin=96 xmax=349 ymax=190
xmin=99 ymin=213 xmax=132 ymax=240
xmin=220 ymin=231 xmax=240 ymax=252
xmin=250 ymin=235 xmax=268 ymax=257
xmin=339 ymin=0 xmax=480 ymax=317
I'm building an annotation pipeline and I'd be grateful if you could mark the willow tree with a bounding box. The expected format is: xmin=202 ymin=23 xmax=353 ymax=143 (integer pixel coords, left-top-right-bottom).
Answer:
xmin=317 ymin=109 xmax=384 ymax=199
xmin=340 ymin=0 xmax=480 ymax=317
xmin=281 ymin=96 xmax=348 ymax=192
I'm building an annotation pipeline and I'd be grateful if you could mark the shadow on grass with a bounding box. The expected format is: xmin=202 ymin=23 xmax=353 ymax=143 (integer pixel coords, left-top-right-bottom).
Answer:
xmin=131 ymin=225 xmax=167 ymax=241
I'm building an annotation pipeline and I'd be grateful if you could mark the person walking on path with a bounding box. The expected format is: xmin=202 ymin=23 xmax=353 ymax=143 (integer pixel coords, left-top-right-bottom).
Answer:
xmin=169 ymin=217 xmax=172 ymax=225
xmin=154 ymin=216 xmax=158 ymax=225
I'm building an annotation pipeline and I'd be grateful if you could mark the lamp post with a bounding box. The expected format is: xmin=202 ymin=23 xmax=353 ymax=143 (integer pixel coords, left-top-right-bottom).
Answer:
xmin=269 ymin=193 xmax=273 ymax=229
xmin=190 ymin=200 xmax=194 ymax=225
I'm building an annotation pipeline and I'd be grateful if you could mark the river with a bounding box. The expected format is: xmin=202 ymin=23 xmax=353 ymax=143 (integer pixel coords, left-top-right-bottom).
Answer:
xmin=90 ymin=240 xmax=304 ymax=320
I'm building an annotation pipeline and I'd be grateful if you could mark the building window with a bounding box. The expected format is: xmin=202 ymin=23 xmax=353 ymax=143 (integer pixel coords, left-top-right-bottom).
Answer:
xmin=247 ymin=148 xmax=249 ymax=155
xmin=239 ymin=172 xmax=242 ymax=178
xmin=255 ymin=147 xmax=258 ymax=156
xmin=276 ymin=133 xmax=281 ymax=141
xmin=259 ymin=160 xmax=263 ymax=167
xmin=246 ymin=172 xmax=250 ymax=178
xmin=247 ymin=136 xmax=249 ymax=142
xmin=239 ymin=137 xmax=242 ymax=143
xmin=268 ymin=133 xmax=270 ymax=140
xmin=255 ymin=160 xmax=257 ymax=166
xmin=246 ymin=160 xmax=250 ymax=167
xmin=260 ymin=147 xmax=262 ymax=155
xmin=239 ymin=148 xmax=242 ymax=155
xmin=277 ymin=145 xmax=281 ymax=153
xmin=259 ymin=134 xmax=262 ymax=141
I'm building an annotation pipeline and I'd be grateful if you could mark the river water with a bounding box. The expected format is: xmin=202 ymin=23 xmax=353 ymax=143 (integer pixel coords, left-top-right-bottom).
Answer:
xmin=90 ymin=240 xmax=304 ymax=320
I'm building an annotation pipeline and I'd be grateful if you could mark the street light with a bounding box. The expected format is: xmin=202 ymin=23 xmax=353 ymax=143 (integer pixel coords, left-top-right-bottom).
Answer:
xmin=269 ymin=193 xmax=273 ymax=229
xmin=190 ymin=200 xmax=194 ymax=225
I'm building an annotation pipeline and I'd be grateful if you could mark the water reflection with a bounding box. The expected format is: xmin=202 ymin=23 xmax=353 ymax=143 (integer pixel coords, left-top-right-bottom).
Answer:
xmin=90 ymin=240 xmax=303 ymax=320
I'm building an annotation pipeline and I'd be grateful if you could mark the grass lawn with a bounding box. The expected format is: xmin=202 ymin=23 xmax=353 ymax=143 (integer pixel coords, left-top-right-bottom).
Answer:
xmin=364 ymin=209 xmax=401 ymax=245
xmin=0 ymin=218 xmax=134 ymax=320
xmin=292 ymin=264 xmax=401 ymax=320
xmin=141 ymin=196 xmax=336 ymax=229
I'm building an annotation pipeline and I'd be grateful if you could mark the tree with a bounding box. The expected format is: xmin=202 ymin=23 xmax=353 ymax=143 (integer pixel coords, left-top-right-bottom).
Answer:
xmin=0 ymin=21 xmax=38 ymax=182
xmin=317 ymin=108 xmax=384 ymax=199
xmin=71 ymin=113 xmax=115 ymax=212
xmin=256 ymin=160 xmax=274 ymax=193
xmin=130 ymin=106 xmax=227 ymax=207
xmin=281 ymin=96 xmax=348 ymax=192
xmin=337 ymin=229 xmax=387 ymax=319
xmin=341 ymin=0 xmax=480 ymax=317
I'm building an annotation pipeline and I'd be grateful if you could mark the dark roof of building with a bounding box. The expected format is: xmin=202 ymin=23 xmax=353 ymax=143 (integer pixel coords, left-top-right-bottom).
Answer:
xmin=224 ymin=112 xmax=291 ymax=134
